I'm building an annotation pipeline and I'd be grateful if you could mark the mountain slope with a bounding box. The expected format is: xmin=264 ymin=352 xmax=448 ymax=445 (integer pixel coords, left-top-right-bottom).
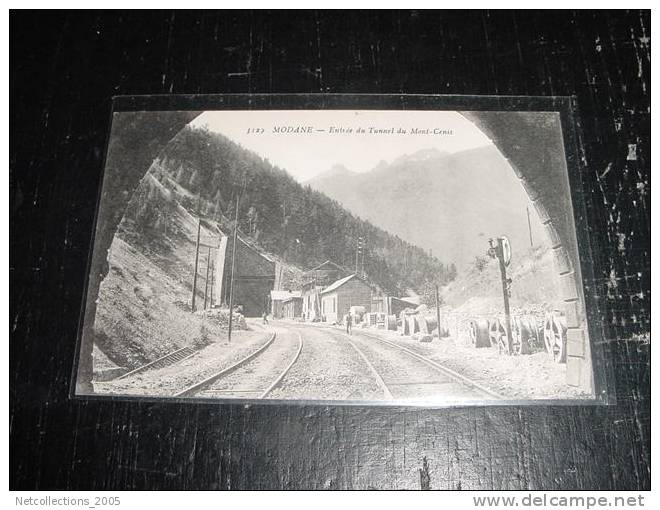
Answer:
xmin=308 ymin=146 xmax=547 ymax=270
xmin=156 ymin=125 xmax=454 ymax=295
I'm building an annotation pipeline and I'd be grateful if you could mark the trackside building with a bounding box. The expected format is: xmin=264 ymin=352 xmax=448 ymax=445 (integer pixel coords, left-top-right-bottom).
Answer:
xmin=320 ymin=274 xmax=371 ymax=324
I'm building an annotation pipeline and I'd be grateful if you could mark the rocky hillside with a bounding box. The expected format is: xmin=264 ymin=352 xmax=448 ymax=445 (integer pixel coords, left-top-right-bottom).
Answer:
xmin=440 ymin=240 xmax=563 ymax=318
xmin=95 ymin=173 xmax=241 ymax=369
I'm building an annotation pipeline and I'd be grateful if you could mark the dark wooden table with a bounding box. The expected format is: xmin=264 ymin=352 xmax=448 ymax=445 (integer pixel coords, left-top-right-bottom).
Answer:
xmin=10 ymin=10 xmax=650 ymax=490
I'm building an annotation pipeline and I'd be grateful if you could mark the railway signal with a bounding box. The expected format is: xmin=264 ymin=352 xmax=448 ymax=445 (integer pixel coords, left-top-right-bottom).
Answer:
xmin=487 ymin=236 xmax=513 ymax=354
xmin=355 ymin=236 xmax=363 ymax=275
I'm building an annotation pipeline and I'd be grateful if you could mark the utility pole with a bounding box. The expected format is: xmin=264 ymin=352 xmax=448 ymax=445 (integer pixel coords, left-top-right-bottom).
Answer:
xmin=209 ymin=260 xmax=214 ymax=308
xmin=203 ymin=245 xmax=211 ymax=310
xmin=360 ymin=238 xmax=366 ymax=277
xmin=191 ymin=218 xmax=202 ymax=311
xmin=526 ymin=206 xmax=534 ymax=247
xmin=282 ymin=200 xmax=287 ymax=248
xmin=227 ymin=183 xmax=244 ymax=343
xmin=434 ymin=284 xmax=442 ymax=338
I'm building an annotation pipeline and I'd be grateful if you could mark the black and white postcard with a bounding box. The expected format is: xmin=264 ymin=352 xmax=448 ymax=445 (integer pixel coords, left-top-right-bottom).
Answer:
xmin=73 ymin=95 xmax=607 ymax=405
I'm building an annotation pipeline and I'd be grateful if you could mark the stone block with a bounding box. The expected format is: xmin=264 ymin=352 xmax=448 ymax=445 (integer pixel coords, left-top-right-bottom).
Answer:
xmin=533 ymin=199 xmax=552 ymax=224
xmin=566 ymin=355 xmax=582 ymax=387
xmin=559 ymin=272 xmax=579 ymax=301
xmin=563 ymin=298 xmax=583 ymax=328
xmin=520 ymin=177 xmax=541 ymax=200
xmin=552 ymin=245 xmax=573 ymax=275
xmin=566 ymin=328 xmax=586 ymax=357
xmin=544 ymin=223 xmax=562 ymax=248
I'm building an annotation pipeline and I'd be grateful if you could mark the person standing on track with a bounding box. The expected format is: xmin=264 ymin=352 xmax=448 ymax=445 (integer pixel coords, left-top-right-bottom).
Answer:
xmin=346 ymin=312 xmax=352 ymax=335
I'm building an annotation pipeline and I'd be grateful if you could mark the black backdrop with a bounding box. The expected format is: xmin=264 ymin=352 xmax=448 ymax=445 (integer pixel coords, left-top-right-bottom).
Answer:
xmin=10 ymin=11 xmax=650 ymax=490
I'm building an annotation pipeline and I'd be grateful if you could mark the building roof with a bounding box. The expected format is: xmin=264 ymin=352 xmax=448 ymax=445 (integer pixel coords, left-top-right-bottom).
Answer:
xmin=320 ymin=273 xmax=366 ymax=295
xmin=399 ymin=294 xmax=421 ymax=305
xmin=281 ymin=295 xmax=302 ymax=303
xmin=270 ymin=290 xmax=301 ymax=301
xmin=215 ymin=224 xmax=275 ymax=263
xmin=308 ymin=260 xmax=341 ymax=271
xmin=306 ymin=260 xmax=347 ymax=273
xmin=391 ymin=296 xmax=420 ymax=307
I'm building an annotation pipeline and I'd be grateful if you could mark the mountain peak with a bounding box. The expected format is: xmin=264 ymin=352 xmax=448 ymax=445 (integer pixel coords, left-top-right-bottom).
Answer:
xmin=328 ymin=163 xmax=354 ymax=175
xmin=307 ymin=164 xmax=355 ymax=184
xmin=392 ymin=148 xmax=449 ymax=166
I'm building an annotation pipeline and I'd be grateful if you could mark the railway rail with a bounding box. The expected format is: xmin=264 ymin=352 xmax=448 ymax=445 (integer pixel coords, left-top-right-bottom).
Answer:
xmin=342 ymin=335 xmax=394 ymax=399
xmin=118 ymin=323 xmax=499 ymax=401
xmin=357 ymin=329 xmax=503 ymax=400
xmin=258 ymin=331 xmax=304 ymax=398
xmin=174 ymin=330 xmax=303 ymax=399
xmin=116 ymin=345 xmax=198 ymax=380
xmin=296 ymin=323 xmax=502 ymax=401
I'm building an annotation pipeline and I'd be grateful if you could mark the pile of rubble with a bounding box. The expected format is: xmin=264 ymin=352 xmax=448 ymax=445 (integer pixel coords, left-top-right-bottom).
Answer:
xmin=350 ymin=304 xmax=450 ymax=343
xmin=196 ymin=307 xmax=248 ymax=330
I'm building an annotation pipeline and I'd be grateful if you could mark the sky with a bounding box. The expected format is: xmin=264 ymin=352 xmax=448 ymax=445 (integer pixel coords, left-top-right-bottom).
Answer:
xmin=189 ymin=110 xmax=493 ymax=182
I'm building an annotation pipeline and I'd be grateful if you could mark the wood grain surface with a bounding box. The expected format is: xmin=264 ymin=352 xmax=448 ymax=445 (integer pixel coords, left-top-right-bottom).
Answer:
xmin=10 ymin=10 xmax=650 ymax=490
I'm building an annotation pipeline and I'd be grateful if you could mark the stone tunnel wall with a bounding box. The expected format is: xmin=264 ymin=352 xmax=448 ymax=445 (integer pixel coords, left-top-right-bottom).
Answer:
xmin=463 ymin=111 xmax=593 ymax=392
xmin=76 ymin=111 xmax=200 ymax=393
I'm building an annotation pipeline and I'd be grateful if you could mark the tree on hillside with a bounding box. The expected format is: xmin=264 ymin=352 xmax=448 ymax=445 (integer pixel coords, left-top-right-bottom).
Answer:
xmin=121 ymin=177 xmax=178 ymax=250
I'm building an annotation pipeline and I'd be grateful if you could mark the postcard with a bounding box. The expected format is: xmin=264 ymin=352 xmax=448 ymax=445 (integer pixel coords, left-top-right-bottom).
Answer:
xmin=73 ymin=95 xmax=609 ymax=405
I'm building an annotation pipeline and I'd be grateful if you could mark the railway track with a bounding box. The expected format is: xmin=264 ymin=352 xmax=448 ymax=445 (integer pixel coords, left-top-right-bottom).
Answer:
xmin=117 ymin=345 xmax=198 ymax=380
xmin=342 ymin=335 xmax=394 ymax=399
xmin=298 ymin=324 xmax=500 ymax=401
xmin=356 ymin=329 xmax=503 ymax=400
xmin=175 ymin=331 xmax=303 ymax=399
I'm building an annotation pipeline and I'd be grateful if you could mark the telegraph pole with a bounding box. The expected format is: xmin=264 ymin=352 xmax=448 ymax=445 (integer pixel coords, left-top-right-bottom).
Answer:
xmin=191 ymin=218 xmax=202 ymax=311
xmin=360 ymin=238 xmax=366 ymax=277
xmin=203 ymin=245 xmax=211 ymax=310
xmin=434 ymin=284 xmax=442 ymax=338
xmin=526 ymin=206 xmax=534 ymax=247
xmin=209 ymin=261 xmax=214 ymax=308
xmin=227 ymin=196 xmax=240 ymax=343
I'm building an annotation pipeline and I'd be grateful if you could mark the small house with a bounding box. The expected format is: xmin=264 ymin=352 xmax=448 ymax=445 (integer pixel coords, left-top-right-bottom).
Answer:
xmin=301 ymin=260 xmax=350 ymax=321
xmin=281 ymin=295 xmax=303 ymax=319
xmin=320 ymin=274 xmax=371 ymax=324
xmin=270 ymin=290 xmax=301 ymax=319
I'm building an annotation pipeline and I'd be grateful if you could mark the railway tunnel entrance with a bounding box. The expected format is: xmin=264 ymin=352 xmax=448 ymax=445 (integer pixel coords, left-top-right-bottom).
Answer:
xmin=77 ymin=108 xmax=593 ymax=395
